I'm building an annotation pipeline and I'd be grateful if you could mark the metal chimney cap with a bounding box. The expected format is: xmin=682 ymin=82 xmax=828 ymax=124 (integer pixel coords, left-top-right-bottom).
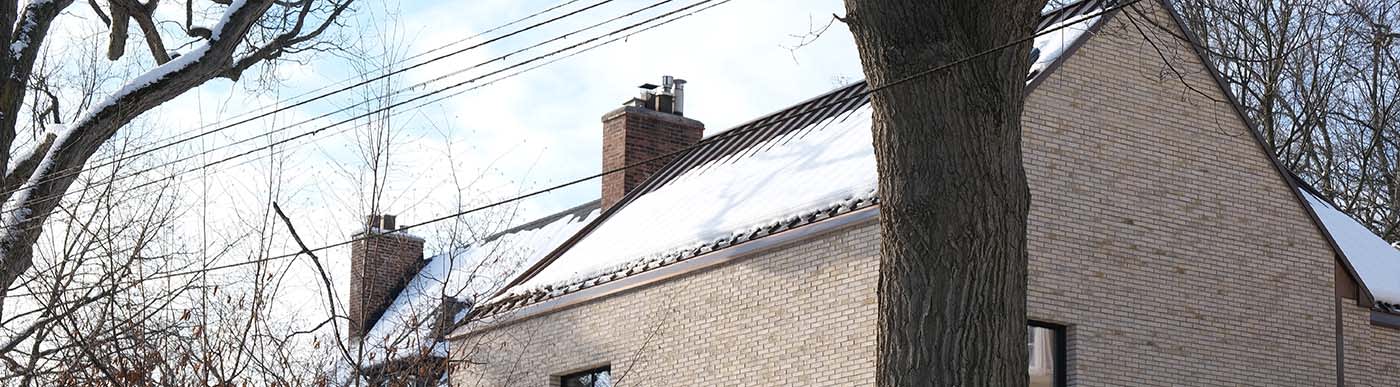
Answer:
xmin=638 ymin=83 xmax=659 ymax=90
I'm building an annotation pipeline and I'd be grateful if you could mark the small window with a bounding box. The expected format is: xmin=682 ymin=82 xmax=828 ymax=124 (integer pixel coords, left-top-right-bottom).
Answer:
xmin=560 ymin=366 xmax=611 ymax=387
xmin=1028 ymin=322 xmax=1066 ymax=387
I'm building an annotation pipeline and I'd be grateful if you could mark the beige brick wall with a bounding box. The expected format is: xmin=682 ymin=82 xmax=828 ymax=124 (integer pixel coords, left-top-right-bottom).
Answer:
xmin=451 ymin=5 xmax=1346 ymax=387
xmin=1341 ymin=302 xmax=1400 ymax=386
xmin=453 ymin=221 xmax=881 ymax=387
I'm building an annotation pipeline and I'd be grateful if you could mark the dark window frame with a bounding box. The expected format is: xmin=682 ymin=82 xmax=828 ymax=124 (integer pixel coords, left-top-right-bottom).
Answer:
xmin=1029 ymin=320 xmax=1067 ymax=387
xmin=558 ymin=366 xmax=611 ymax=387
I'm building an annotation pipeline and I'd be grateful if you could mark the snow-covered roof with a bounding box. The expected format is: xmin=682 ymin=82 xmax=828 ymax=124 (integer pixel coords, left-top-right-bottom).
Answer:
xmin=513 ymin=98 xmax=876 ymax=295
xmin=1298 ymin=189 xmax=1400 ymax=305
xmin=1030 ymin=0 xmax=1103 ymax=78
xmin=355 ymin=201 xmax=599 ymax=364
xmin=482 ymin=1 xmax=1112 ymax=315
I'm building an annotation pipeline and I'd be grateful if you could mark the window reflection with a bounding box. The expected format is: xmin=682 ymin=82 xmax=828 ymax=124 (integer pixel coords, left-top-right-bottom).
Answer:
xmin=1028 ymin=324 xmax=1062 ymax=387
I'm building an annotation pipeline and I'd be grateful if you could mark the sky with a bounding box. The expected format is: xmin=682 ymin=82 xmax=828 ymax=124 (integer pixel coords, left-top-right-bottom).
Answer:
xmin=29 ymin=0 xmax=866 ymax=331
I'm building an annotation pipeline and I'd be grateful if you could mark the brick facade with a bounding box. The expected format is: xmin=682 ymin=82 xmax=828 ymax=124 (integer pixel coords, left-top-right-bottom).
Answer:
xmin=349 ymin=228 xmax=425 ymax=339
xmin=454 ymin=221 xmax=881 ymax=386
xmin=449 ymin=4 xmax=1372 ymax=386
xmin=601 ymin=106 xmax=704 ymax=209
xmin=1020 ymin=4 xmax=1337 ymax=384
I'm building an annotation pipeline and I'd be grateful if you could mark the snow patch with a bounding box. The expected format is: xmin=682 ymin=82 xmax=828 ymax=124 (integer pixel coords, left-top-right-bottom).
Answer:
xmin=1300 ymin=190 xmax=1400 ymax=304
xmin=1029 ymin=14 xmax=1100 ymax=79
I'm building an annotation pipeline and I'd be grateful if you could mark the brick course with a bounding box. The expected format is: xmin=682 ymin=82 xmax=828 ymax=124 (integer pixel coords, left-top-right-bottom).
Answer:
xmin=450 ymin=5 xmax=1355 ymax=386
xmin=455 ymin=221 xmax=881 ymax=386
xmin=1341 ymin=302 xmax=1400 ymax=386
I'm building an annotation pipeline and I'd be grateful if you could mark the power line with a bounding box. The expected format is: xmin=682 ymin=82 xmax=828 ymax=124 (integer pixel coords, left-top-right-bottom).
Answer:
xmin=192 ymin=0 xmax=732 ymax=183
xmin=0 ymin=0 xmax=693 ymax=220
xmin=8 ymin=0 xmax=738 ymax=301
xmin=9 ymin=0 xmax=1133 ymax=298
xmin=0 ymin=0 xmax=623 ymax=206
xmin=0 ymin=0 xmax=730 ymax=279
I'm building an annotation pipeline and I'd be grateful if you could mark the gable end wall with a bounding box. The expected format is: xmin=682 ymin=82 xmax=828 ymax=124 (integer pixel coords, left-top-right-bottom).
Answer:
xmin=1023 ymin=2 xmax=1337 ymax=385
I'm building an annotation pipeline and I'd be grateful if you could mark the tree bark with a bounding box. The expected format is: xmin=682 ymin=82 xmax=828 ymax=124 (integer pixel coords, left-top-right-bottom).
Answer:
xmin=843 ymin=0 xmax=1043 ymax=385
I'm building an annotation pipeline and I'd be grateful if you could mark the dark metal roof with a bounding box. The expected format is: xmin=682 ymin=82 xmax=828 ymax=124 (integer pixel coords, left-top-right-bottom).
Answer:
xmin=629 ymin=82 xmax=871 ymax=200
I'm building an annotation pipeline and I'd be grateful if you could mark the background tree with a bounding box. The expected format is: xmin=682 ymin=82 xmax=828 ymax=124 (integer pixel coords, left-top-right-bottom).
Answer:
xmin=1158 ymin=0 xmax=1400 ymax=241
xmin=0 ymin=0 xmax=353 ymax=302
xmin=842 ymin=0 xmax=1046 ymax=385
xmin=0 ymin=0 xmax=355 ymax=384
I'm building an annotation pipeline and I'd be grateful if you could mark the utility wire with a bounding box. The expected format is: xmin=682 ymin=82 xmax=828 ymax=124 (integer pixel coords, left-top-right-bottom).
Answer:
xmin=0 ymin=0 xmax=691 ymax=219
xmin=0 ymin=0 xmax=732 ymax=268
xmin=9 ymin=0 xmax=1133 ymax=298
xmin=0 ymin=0 xmax=622 ymax=205
xmin=176 ymin=0 xmax=735 ymax=184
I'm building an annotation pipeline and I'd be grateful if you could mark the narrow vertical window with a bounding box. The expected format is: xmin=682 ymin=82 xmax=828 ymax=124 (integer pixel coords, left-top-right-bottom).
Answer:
xmin=1028 ymin=322 xmax=1066 ymax=387
xmin=560 ymin=366 xmax=612 ymax=387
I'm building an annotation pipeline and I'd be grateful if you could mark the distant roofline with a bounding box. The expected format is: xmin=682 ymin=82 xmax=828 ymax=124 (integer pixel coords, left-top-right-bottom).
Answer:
xmin=479 ymin=199 xmax=600 ymax=245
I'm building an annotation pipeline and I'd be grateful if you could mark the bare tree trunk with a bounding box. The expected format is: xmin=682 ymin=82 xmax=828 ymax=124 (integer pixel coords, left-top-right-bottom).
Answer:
xmin=842 ymin=1 xmax=1043 ymax=385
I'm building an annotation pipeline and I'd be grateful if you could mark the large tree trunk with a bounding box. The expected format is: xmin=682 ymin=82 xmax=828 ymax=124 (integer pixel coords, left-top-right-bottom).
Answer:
xmin=843 ymin=1 xmax=1043 ymax=385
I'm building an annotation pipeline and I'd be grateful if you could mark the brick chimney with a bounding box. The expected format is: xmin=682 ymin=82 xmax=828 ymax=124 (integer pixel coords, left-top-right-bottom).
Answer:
xmin=601 ymin=75 xmax=704 ymax=209
xmin=349 ymin=214 xmax=425 ymax=339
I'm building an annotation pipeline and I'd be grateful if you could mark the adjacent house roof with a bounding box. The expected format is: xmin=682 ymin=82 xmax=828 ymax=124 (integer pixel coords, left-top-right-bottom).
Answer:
xmin=355 ymin=200 xmax=600 ymax=364
xmin=479 ymin=0 xmax=1113 ymax=316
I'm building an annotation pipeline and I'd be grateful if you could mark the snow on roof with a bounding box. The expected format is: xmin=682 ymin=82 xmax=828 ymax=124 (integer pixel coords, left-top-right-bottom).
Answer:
xmin=1030 ymin=9 xmax=1099 ymax=78
xmin=356 ymin=202 xmax=599 ymax=364
xmin=493 ymin=2 xmax=1108 ymax=303
xmin=509 ymin=104 xmax=876 ymax=296
xmin=1299 ymin=189 xmax=1400 ymax=305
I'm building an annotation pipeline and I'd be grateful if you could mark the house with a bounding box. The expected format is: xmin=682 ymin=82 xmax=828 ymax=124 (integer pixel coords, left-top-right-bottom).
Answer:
xmin=341 ymin=0 xmax=1400 ymax=385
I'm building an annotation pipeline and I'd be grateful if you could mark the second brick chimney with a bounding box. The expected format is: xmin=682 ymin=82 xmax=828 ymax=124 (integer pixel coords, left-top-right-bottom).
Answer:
xmin=601 ymin=75 xmax=704 ymax=209
xmin=348 ymin=214 xmax=425 ymax=339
